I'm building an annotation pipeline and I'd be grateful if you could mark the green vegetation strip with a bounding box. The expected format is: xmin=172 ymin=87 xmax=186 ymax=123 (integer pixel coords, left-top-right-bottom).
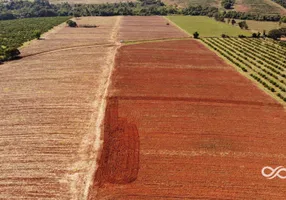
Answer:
xmin=167 ymin=16 xmax=251 ymax=37
xmin=219 ymin=38 xmax=286 ymax=80
xmin=0 ymin=16 xmax=70 ymax=61
xmin=232 ymin=38 xmax=286 ymax=69
xmin=202 ymin=38 xmax=286 ymax=103
xmin=249 ymin=39 xmax=286 ymax=57
xmin=208 ymin=38 xmax=286 ymax=91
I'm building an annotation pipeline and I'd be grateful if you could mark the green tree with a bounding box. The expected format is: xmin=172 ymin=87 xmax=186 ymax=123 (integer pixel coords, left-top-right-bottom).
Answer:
xmin=257 ymin=32 xmax=261 ymax=38
xmin=268 ymin=28 xmax=286 ymax=40
xmin=223 ymin=2 xmax=232 ymax=9
xmin=238 ymin=21 xmax=248 ymax=29
xmin=3 ymin=48 xmax=21 ymax=61
xmin=214 ymin=13 xmax=225 ymax=22
xmin=193 ymin=31 xmax=199 ymax=39
xmin=231 ymin=19 xmax=236 ymax=25
xmin=221 ymin=0 xmax=235 ymax=9
xmin=221 ymin=34 xmax=229 ymax=38
xmin=66 ymin=20 xmax=77 ymax=27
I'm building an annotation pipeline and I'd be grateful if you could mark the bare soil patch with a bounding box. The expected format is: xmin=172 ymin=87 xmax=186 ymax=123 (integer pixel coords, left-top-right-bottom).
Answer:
xmin=118 ymin=16 xmax=189 ymax=41
xmin=235 ymin=2 xmax=250 ymax=12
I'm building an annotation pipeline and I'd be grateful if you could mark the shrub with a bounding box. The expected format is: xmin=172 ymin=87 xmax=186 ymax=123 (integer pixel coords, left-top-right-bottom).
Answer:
xmin=221 ymin=34 xmax=229 ymax=38
xmin=3 ymin=48 xmax=21 ymax=61
xmin=231 ymin=19 xmax=236 ymax=25
xmin=34 ymin=30 xmax=41 ymax=40
xmin=252 ymin=33 xmax=258 ymax=38
xmin=66 ymin=20 xmax=77 ymax=27
xmin=238 ymin=35 xmax=246 ymax=38
xmin=268 ymin=28 xmax=286 ymax=40
xmin=221 ymin=0 xmax=235 ymax=9
xmin=238 ymin=21 xmax=248 ymax=29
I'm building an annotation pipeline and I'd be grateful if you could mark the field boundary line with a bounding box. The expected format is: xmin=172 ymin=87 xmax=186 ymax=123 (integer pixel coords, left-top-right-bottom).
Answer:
xmin=163 ymin=16 xmax=191 ymax=37
xmin=123 ymin=37 xmax=192 ymax=45
xmin=22 ymin=43 xmax=116 ymax=58
xmin=108 ymin=95 xmax=282 ymax=108
xmin=83 ymin=16 xmax=122 ymax=200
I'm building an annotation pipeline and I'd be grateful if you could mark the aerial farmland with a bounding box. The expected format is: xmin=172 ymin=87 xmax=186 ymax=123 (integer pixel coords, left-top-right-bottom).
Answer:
xmin=1 ymin=0 xmax=286 ymax=199
xmin=91 ymin=16 xmax=286 ymax=199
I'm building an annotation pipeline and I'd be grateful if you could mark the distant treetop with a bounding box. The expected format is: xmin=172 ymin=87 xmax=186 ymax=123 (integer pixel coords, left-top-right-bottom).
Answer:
xmin=0 ymin=0 xmax=285 ymax=22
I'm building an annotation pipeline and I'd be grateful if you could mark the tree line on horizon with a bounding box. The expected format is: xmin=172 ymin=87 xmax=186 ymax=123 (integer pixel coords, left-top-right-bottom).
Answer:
xmin=0 ymin=0 xmax=285 ymax=22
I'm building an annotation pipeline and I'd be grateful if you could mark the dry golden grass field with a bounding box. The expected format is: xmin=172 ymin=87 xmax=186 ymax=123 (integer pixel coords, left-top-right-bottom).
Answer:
xmin=0 ymin=16 xmax=121 ymax=199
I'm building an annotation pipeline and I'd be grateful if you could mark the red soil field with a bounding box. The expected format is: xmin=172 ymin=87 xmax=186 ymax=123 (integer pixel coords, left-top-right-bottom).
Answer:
xmin=93 ymin=40 xmax=286 ymax=199
xmin=95 ymin=97 xmax=139 ymax=186
xmin=118 ymin=16 xmax=189 ymax=41
xmin=116 ymin=40 xmax=227 ymax=68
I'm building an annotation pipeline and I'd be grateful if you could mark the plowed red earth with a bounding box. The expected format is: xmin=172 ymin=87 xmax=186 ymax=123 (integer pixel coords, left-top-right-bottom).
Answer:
xmin=118 ymin=16 xmax=188 ymax=41
xmin=94 ymin=40 xmax=286 ymax=199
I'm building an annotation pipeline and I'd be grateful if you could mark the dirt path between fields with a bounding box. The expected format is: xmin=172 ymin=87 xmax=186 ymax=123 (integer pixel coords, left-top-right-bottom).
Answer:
xmin=22 ymin=43 xmax=116 ymax=58
xmin=80 ymin=16 xmax=122 ymax=200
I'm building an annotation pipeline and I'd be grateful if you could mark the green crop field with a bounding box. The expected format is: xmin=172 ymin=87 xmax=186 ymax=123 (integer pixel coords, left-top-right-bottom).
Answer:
xmin=167 ymin=16 xmax=252 ymax=37
xmin=0 ymin=16 xmax=70 ymax=61
xmin=202 ymin=37 xmax=286 ymax=104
